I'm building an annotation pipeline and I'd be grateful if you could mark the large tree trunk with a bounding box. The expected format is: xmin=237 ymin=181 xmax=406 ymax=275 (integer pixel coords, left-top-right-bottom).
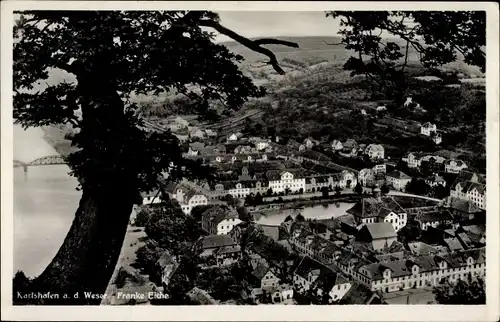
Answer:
xmin=27 ymin=186 xmax=134 ymax=305
xmin=21 ymin=64 xmax=138 ymax=305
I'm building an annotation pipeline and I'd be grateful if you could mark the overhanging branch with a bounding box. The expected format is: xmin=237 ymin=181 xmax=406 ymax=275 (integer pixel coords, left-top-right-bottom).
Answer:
xmin=199 ymin=19 xmax=299 ymax=75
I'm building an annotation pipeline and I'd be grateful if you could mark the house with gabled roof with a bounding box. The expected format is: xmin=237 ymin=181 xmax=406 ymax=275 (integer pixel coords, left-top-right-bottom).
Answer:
xmin=356 ymin=248 xmax=486 ymax=293
xmin=346 ymin=190 xmax=407 ymax=232
xmin=355 ymin=223 xmax=397 ymax=251
xmin=415 ymin=210 xmax=454 ymax=231
xmin=365 ymin=144 xmax=385 ymax=160
xmin=420 ymin=122 xmax=437 ymax=136
xmin=293 ymin=256 xmax=352 ymax=303
xmin=201 ymin=205 xmax=241 ymax=235
xmin=251 ymin=262 xmax=280 ymax=291
xmin=444 ymin=159 xmax=468 ymax=174
xmin=385 ymin=170 xmax=412 ymax=191
xmin=164 ymin=182 xmax=208 ymax=215
xmin=331 ymin=139 xmax=343 ymax=151
xmin=450 ymin=178 xmax=486 ymax=210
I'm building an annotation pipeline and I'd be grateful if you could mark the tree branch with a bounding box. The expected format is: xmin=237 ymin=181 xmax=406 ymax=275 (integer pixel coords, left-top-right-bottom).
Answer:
xmin=199 ymin=19 xmax=298 ymax=75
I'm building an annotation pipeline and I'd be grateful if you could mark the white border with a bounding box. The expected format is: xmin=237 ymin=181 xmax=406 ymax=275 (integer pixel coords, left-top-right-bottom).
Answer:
xmin=1 ymin=1 xmax=499 ymax=321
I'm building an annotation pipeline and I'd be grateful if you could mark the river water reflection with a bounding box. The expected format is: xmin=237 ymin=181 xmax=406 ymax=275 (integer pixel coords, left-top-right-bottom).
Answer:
xmin=13 ymin=125 xmax=81 ymax=277
xmin=255 ymin=202 xmax=355 ymax=226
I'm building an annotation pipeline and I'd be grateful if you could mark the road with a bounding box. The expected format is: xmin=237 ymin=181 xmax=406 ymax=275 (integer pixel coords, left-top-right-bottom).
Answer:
xmin=387 ymin=191 xmax=440 ymax=202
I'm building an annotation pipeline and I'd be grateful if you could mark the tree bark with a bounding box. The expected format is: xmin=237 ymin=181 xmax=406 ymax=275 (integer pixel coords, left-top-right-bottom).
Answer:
xmin=19 ymin=64 xmax=137 ymax=305
xmin=27 ymin=186 xmax=134 ymax=305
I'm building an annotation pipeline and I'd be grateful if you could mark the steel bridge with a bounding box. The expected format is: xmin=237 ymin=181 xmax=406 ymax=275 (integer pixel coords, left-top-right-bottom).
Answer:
xmin=13 ymin=155 xmax=67 ymax=170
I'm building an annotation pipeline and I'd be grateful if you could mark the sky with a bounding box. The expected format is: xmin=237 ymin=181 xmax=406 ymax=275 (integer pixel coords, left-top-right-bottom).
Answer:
xmin=214 ymin=11 xmax=342 ymax=42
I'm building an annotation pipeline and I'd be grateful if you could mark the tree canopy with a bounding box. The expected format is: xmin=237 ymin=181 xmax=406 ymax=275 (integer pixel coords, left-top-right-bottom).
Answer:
xmin=12 ymin=10 xmax=298 ymax=304
xmin=13 ymin=11 xmax=298 ymax=196
xmin=326 ymin=11 xmax=485 ymax=100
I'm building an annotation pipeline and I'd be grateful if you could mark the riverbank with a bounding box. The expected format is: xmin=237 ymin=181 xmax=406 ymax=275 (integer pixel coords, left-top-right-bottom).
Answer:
xmin=41 ymin=125 xmax=78 ymax=157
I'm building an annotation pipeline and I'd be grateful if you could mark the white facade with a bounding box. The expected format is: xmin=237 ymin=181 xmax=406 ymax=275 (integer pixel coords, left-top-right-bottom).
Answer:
xmin=180 ymin=194 xmax=208 ymax=215
xmin=386 ymin=176 xmax=411 ymax=191
xmin=328 ymin=282 xmax=352 ymax=302
xmin=467 ymin=187 xmax=486 ymax=210
xmin=365 ymin=144 xmax=385 ymax=160
xmin=228 ymin=182 xmax=251 ymax=198
xmin=365 ymin=256 xmax=485 ymax=293
xmin=268 ymin=171 xmax=306 ymax=193
xmin=257 ymin=141 xmax=270 ymax=151
xmin=445 ymin=160 xmax=468 ymax=173
xmin=331 ymin=140 xmax=344 ymax=151
xmin=383 ymin=212 xmax=407 ymax=232
xmin=421 ymin=123 xmax=437 ymax=136
xmin=340 ymin=170 xmax=357 ymax=189
xmin=358 ymin=169 xmax=374 ymax=187
xmin=228 ymin=133 xmax=239 ymax=141
xmin=217 ymin=218 xmax=243 ymax=235
xmin=451 ymin=183 xmax=486 ymax=210
xmin=403 ymin=153 xmax=422 ymax=168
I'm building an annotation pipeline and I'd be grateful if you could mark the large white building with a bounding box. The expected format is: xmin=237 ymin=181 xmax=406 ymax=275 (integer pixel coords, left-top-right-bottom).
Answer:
xmin=354 ymin=248 xmax=485 ymax=293
xmin=450 ymin=179 xmax=486 ymax=210
xmin=266 ymin=170 xmax=306 ymax=193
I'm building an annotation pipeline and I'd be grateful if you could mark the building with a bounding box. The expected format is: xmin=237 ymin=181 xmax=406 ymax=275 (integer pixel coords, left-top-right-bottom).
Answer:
xmin=227 ymin=132 xmax=243 ymax=142
xmin=425 ymin=174 xmax=447 ymax=187
xmin=450 ymin=180 xmax=486 ymax=210
xmin=420 ymin=122 xmax=437 ymax=136
xmin=365 ymin=144 xmax=385 ymax=160
xmin=444 ymin=160 xmax=468 ymax=174
xmin=356 ymin=248 xmax=485 ymax=293
xmin=141 ymin=190 xmax=162 ymax=205
xmin=266 ymin=170 xmax=306 ymax=193
xmin=339 ymin=170 xmax=358 ymax=189
xmin=167 ymin=115 xmax=190 ymax=131
xmin=189 ymin=126 xmax=205 ymax=139
xmin=256 ymin=139 xmax=271 ymax=151
xmin=432 ymin=132 xmax=442 ymax=145
xmin=415 ymin=210 xmax=454 ymax=231
xmin=342 ymin=139 xmax=359 ymax=156
xmin=293 ymin=256 xmax=352 ymax=303
xmin=346 ymin=191 xmax=408 ymax=232
xmin=331 ymin=140 xmax=344 ymax=151
xmin=358 ymin=169 xmax=375 ymax=187
xmin=372 ymin=163 xmax=387 ymax=174
xmin=355 ymin=223 xmax=398 ymax=251
xmin=201 ymin=206 xmax=242 ymax=235
xmin=269 ymin=284 xmax=294 ymax=304
xmin=385 ymin=170 xmax=412 ymax=191
xmin=187 ymin=142 xmax=205 ymax=157
xmin=197 ymin=234 xmax=239 ymax=258
xmin=165 ymin=183 xmax=208 ymax=215
xmin=186 ymin=287 xmax=218 ymax=305
xmin=251 ymin=263 xmax=281 ymax=291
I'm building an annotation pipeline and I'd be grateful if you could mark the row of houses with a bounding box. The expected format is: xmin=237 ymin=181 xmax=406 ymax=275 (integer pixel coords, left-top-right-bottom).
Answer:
xmin=402 ymin=152 xmax=468 ymax=174
xmin=331 ymin=140 xmax=386 ymax=160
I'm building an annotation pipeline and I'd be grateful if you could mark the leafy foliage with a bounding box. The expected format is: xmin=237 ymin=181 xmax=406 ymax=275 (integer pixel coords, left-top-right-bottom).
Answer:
xmin=144 ymin=205 xmax=202 ymax=257
xmin=326 ymin=11 xmax=485 ymax=99
xmin=433 ymin=276 xmax=486 ymax=304
xmin=13 ymin=10 xmax=271 ymax=197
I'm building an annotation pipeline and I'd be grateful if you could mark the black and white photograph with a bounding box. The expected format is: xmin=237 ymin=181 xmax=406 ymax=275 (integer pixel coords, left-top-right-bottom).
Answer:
xmin=2 ymin=1 xmax=499 ymax=320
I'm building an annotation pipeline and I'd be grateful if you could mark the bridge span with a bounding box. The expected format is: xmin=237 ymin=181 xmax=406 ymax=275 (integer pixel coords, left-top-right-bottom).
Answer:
xmin=13 ymin=155 xmax=67 ymax=172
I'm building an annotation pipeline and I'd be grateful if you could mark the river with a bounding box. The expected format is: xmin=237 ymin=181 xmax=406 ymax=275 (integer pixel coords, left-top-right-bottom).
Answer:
xmin=255 ymin=202 xmax=355 ymax=226
xmin=13 ymin=125 xmax=81 ymax=277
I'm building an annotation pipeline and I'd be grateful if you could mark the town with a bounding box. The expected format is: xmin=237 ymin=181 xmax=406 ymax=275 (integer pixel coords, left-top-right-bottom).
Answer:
xmin=105 ymin=100 xmax=486 ymax=305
